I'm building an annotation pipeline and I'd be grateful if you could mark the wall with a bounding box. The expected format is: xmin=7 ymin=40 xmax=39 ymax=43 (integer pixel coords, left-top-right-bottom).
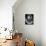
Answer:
xmin=0 ymin=0 xmax=16 ymax=30
xmin=13 ymin=0 xmax=41 ymax=46
xmin=41 ymin=0 xmax=46 ymax=46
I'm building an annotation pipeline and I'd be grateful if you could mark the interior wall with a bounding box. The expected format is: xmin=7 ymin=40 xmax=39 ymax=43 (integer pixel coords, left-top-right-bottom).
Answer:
xmin=41 ymin=0 xmax=46 ymax=46
xmin=13 ymin=0 xmax=41 ymax=46
xmin=0 ymin=0 xmax=16 ymax=30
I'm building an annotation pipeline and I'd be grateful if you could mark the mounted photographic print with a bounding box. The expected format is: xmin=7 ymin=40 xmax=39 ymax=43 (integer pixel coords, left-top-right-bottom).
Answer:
xmin=25 ymin=14 xmax=34 ymax=25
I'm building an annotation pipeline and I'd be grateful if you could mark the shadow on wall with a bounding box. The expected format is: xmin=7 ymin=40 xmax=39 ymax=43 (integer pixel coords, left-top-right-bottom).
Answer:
xmin=10 ymin=42 xmax=16 ymax=46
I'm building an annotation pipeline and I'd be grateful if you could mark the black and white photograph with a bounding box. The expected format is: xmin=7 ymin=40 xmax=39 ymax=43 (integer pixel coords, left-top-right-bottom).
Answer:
xmin=25 ymin=14 xmax=34 ymax=25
